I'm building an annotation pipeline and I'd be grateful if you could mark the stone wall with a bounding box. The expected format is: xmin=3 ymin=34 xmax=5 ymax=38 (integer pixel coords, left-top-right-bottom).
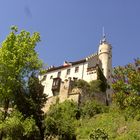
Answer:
xmin=42 ymin=78 xmax=107 ymax=112
xmin=43 ymin=78 xmax=80 ymax=112
xmin=93 ymin=92 xmax=107 ymax=105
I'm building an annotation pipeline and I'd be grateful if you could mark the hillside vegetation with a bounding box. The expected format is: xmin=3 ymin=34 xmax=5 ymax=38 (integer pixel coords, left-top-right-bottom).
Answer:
xmin=44 ymin=58 xmax=140 ymax=140
xmin=44 ymin=99 xmax=140 ymax=140
xmin=76 ymin=106 xmax=140 ymax=140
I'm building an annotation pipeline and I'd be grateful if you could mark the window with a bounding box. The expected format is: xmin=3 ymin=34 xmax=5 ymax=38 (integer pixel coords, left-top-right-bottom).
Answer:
xmin=66 ymin=69 xmax=70 ymax=75
xmin=75 ymin=66 xmax=79 ymax=73
xmin=57 ymin=71 xmax=61 ymax=77
xmin=42 ymin=75 xmax=47 ymax=81
xmin=53 ymin=80 xmax=59 ymax=86
xmin=73 ymin=77 xmax=78 ymax=81
xmin=50 ymin=75 xmax=53 ymax=79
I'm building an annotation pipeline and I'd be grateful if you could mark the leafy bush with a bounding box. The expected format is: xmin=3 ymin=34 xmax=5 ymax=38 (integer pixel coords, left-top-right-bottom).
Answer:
xmin=112 ymin=59 xmax=140 ymax=111
xmin=0 ymin=109 xmax=40 ymax=140
xmin=113 ymin=91 xmax=128 ymax=109
xmin=122 ymin=95 xmax=140 ymax=120
xmin=44 ymin=100 xmax=78 ymax=140
xmin=81 ymin=100 xmax=108 ymax=118
xmin=89 ymin=128 xmax=109 ymax=140
xmin=73 ymin=79 xmax=91 ymax=94
xmin=89 ymin=80 xmax=104 ymax=93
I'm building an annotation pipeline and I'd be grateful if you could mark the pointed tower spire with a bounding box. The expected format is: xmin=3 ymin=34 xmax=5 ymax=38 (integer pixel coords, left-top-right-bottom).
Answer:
xmin=100 ymin=27 xmax=107 ymax=44
xmin=103 ymin=26 xmax=105 ymax=37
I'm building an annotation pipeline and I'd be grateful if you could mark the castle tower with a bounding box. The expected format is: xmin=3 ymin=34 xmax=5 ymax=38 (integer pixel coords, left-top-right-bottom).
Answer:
xmin=98 ymin=35 xmax=112 ymax=85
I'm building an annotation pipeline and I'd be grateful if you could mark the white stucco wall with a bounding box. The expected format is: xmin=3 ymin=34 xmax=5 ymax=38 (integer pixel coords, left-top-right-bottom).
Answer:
xmin=83 ymin=63 xmax=97 ymax=82
xmin=41 ymin=60 xmax=98 ymax=97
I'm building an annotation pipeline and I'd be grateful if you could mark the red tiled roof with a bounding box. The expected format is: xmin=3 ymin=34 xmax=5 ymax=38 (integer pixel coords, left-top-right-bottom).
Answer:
xmin=46 ymin=59 xmax=86 ymax=73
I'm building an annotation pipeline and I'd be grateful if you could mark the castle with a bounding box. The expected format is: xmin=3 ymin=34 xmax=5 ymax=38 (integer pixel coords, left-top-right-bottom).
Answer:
xmin=39 ymin=35 xmax=112 ymax=111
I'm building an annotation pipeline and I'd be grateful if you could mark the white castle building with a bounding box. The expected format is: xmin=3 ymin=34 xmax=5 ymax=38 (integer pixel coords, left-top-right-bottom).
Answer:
xmin=39 ymin=35 xmax=112 ymax=106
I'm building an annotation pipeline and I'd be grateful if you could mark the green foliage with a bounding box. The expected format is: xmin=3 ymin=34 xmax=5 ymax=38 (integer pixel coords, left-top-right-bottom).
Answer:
xmin=73 ymin=79 xmax=107 ymax=105
xmin=0 ymin=109 xmax=40 ymax=140
xmin=89 ymin=128 xmax=109 ymax=140
xmin=113 ymin=91 xmax=128 ymax=109
xmin=39 ymin=69 xmax=47 ymax=75
xmin=76 ymin=105 xmax=140 ymax=140
xmin=0 ymin=111 xmax=3 ymax=123
xmin=73 ymin=79 xmax=106 ymax=94
xmin=44 ymin=100 xmax=78 ymax=140
xmin=28 ymin=73 xmax=47 ymax=139
xmin=123 ymin=95 xmax=140 ymax=120
xmin=0 ymin=26 xmax=42 ymax=103
xmin=10 ymin=26 xmax=18 ymax=32
xmin=23 ymin=117 xmax=40 ymax=139
xmin=72 ymin=79 xmax=92 ymax=104
xmin=90 ymin=80 xmax=106 ymax=93
xmin=112 ymin=59 xmax=140 ymax=118
xmin=76 ymin=109 xmax=120 ymax=139
xmin=14 ymin=73 xmax=47 ymax=139
xmin=81 ymin=100 xmax=108 ymax=118
xmin=112 ymin=59 xmax=140 ymax=95
xmin=73 ymin=79 xmax=90 ymax=93
xmin=0 ymin=26 xmax=46 ymax=139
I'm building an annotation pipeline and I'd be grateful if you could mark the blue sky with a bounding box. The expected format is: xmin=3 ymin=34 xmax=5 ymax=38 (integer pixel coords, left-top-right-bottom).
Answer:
xmin=0 ymin=0 xmax=139 ymax=67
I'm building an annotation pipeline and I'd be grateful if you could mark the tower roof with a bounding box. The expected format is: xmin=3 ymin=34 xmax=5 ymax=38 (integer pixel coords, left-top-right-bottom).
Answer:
xmin=100 ymin=27 xmax=108 ymax=44
xmin=101 ymin=35 xmax=107 ymax=43
xmin=100 ymin=35 xmax=108 ymax=44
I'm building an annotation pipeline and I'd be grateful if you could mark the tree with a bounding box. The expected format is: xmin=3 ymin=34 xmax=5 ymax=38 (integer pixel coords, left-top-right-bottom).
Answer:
xmin=112 ymin=58 xmax=140 ymax=94
xmin=13 ymin=73 xmax=47 ymax=139
xmin=0 ymin=26 xmax=42 ymax=110
xmin=81 ymin=100 xmax=107 ymax=118
xmin=89 ymin=80 xmax=106 ymax=93
xmin=112 ymin=58 xmax=140 ymax=111
xmin=28 ymin=74 xmax=47 ymax=139
xmin=0 ymin=26 xmax=44 ymax=139
xmin=0 ymin=109 xmax=40 ymax=140
xmin=44 ymin=100 xmax=78 ymax=140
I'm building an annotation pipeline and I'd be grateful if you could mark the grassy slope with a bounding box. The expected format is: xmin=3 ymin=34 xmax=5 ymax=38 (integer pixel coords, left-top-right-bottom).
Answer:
xmin=75 ymin=109 xmax=140 ymax=140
